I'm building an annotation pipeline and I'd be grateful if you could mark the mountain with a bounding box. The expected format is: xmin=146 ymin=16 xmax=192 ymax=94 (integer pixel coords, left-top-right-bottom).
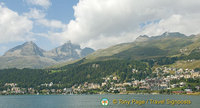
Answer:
xmin=67 ymin=32 xmax=200 ymax=65
xmin=81 ymin=47 xmax=95 ymax=57
xmin=0 ymin=41 xmax=56 ymax=69
xmin=0 ymin=41 xmax=94 ymax=69
xmin=149 ymin=32 xmax=187 ymax=40
xmin=3 ymin=41 xmax=45 ymax=57
xmin=113 ymin=32 xmax=190 ymax=60
xmin=44 ymin=41 xmax=95 ymax=62
xmin=159 ymin=32 xmax=186 ymax=37
xmin=44 ymin=41 xmax=81 ymax=62
xmin=1 ymin=32 xmax=200 ymax=69
xmin=44 ymin=32 xmax=200 ymax=87
xmin=135 ymin=35 xmax=149 ymax=42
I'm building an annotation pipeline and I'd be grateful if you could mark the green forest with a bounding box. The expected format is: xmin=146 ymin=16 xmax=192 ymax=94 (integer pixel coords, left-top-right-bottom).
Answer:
xmin=0 ymin=59 xmax=150 ymax=89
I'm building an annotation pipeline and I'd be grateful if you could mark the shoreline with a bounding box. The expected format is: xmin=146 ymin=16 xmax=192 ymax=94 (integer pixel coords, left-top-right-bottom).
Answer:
xmin=0 ymin=92 xmax=200 ymax=96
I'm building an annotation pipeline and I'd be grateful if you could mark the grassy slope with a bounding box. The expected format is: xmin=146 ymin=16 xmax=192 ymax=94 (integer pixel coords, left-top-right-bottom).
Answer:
xmin=181 ymin=34 xmax=200 ymax=55
xmin=113 ymin=37 xmax=193 ymax=60
xmin=85 ymin=43 xmax=134 ymax=60
xmin=50 ymin=34 xmax=200 ymax=69
xmin=0 ymin=56 xmax=57 ymax=69
xmin=169 ymin=60 xmax=200 ymax=69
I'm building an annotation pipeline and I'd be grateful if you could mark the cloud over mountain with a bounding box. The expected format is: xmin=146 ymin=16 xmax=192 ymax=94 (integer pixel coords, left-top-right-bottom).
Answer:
xmin=1 ymin=0 xmax=200 ymax=51
xmin=51 ymin=0 xmax=200 ymax=50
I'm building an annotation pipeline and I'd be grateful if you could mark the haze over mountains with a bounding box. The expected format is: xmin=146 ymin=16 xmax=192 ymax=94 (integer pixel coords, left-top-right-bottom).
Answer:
xmin=0 ymin=41 xmax=94 ymax=69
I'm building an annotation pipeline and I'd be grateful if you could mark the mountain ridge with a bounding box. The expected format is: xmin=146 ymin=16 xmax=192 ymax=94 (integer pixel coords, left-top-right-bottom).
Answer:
xmin=62 ymin=32 xmax=200 ymax=68
xmin=1 ymin=32 xmax=200 ymax=69
xmin=3 ymin=41 xmax=45 ymax=57
xmin=0 ymin=41 xmax=95 ymax=69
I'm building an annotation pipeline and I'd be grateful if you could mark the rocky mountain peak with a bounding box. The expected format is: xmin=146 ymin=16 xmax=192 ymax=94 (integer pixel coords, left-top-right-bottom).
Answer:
xmin=24 ymin=41 xmax=34 ymax=45
xmin=3 ymin=41 xmax=45 ymax=57
xmin=135 ymin=35 xmax=149 ymax=42
xmin=160 ymin=32 xmax=186 ymax=37
xmin=44 ymin=42 xmax=94 ymax=62
xmin=0 ymin=41 xmax=95 ymax=69
xmin=61 ymin=42 xmax=80 ymax=51
xmin=81 ymin=47 xmax=95 ymax=57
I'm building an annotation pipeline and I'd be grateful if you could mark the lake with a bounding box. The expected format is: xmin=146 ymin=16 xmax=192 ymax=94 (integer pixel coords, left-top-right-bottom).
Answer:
xmin=0 ymin=94 xmax=199 ymax=108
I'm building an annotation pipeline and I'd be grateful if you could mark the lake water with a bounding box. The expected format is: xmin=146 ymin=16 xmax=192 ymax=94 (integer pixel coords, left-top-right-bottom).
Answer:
xmin=0 ymin=94 xmax=199 ymax=108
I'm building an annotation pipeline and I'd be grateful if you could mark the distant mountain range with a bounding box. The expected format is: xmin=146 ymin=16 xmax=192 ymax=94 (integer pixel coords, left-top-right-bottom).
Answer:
xmin=1 ymin=32 xmax=200 ymax=69
xmin=47 ymin=32 xmax=200 ymax=69
xmin=78 ymin=32 xmax=200 ymax=64
xmin=0 ymin=41 xmax=94 ymax=69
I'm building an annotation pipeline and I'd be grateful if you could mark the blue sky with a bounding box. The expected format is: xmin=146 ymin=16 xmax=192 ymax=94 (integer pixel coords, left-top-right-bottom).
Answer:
xmin=0 ymin=0 xmax=78 ymax=55
xmin=0 ymin=0 xmax=200 ymax=55
xmin=3 ymin=0 xmax=78 ymax=22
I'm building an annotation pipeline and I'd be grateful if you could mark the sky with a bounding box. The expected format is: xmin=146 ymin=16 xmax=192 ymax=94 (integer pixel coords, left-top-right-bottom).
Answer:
xmin=0 ymin=0 xmax=200 ymax=55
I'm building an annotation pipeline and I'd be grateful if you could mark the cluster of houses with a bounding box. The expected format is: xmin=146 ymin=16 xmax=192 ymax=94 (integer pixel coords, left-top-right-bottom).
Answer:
xmin=70 ymin=82 xmax=101 ymax=94
xmin=154 ymin=67 xmax=200 ymax=79
xmin=0 ymin=82 xmax=101 ymax=95
xmin=70 ymin=67 xmax=200 ymax=94
xmin=0 ymin=82 xmax=63 ymax=95
xmin=0 ymin=67 xmax=199 ymax=95
xmin=0 ymin=83 xmax=28 ymax=94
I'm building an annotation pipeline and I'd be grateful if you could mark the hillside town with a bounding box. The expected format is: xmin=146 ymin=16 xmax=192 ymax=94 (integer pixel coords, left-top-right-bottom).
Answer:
xmin=0 ymin=67 xmax=199 ymax=95
xmin=69 ymin=67 xmax=200 ymax=94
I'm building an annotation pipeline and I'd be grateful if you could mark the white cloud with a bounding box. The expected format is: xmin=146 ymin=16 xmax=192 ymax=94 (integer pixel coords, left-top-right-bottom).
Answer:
xmin=26 ymin=0 xmax=51 ymax=9
xmin=37 ymin=19 xmax=66 ymax=29
xmin=141 ymin=14 xmax=200 ymax=36
xmin=0 ymin=4 xmax=33 ymax=43
xmin=1 ymin=0 xmax=200 ymax=51
xmin=49 ymin=0 xmax=200 ymax=49
xmin=22 ymin=7 xmax=65 ymax=29
xmin=23 ymin=8 xmax=46 ymax=19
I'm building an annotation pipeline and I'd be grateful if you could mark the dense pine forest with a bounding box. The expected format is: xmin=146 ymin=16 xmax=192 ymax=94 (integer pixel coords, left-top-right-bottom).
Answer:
xmin=0 ymin=59 xmax=150 ymax=89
